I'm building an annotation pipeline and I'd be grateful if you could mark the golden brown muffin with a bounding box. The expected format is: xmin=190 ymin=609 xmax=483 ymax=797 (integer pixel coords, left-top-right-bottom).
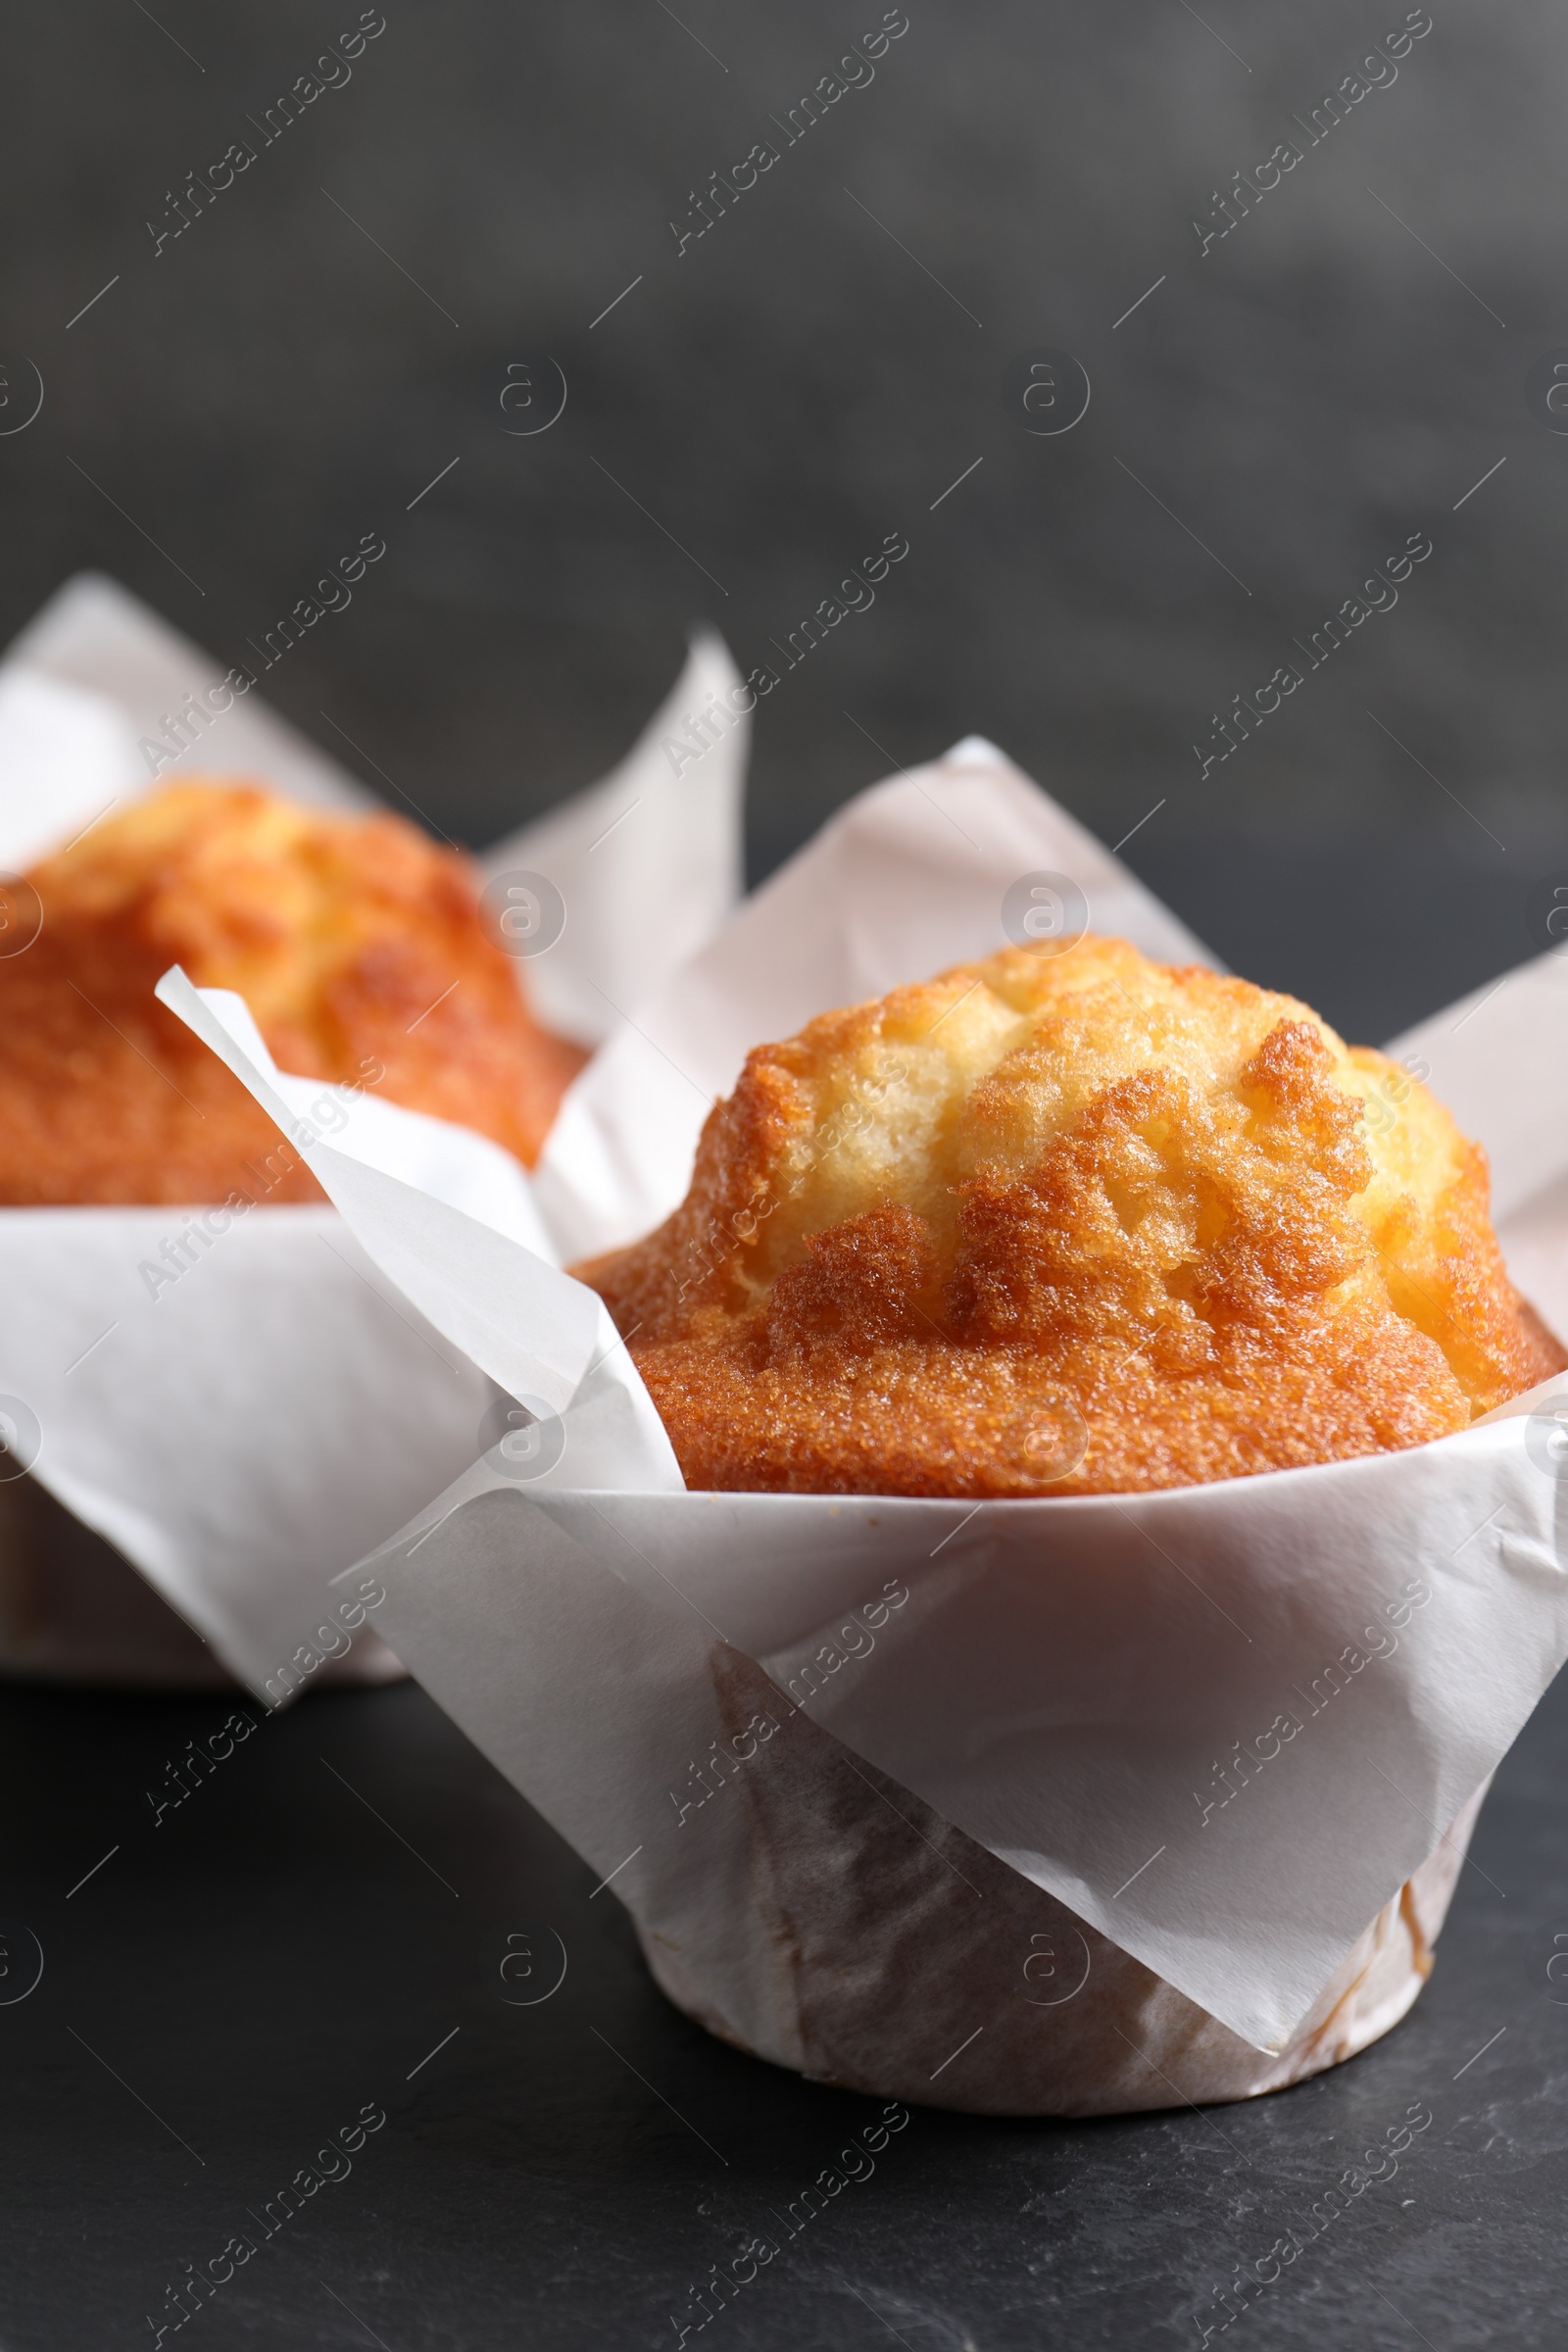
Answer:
xmin=577 ymin=936 xmax=1562 ymax=1495
xmin=0 ymin=781 xmax=585 ymax=1204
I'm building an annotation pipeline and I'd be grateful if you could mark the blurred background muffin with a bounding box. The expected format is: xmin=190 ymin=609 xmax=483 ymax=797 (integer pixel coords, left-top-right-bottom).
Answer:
xmin=0 ymin=779 xmax=584 ymax=1204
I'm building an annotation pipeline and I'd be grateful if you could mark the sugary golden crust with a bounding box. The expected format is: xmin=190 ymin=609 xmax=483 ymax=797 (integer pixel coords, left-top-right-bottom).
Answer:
xmin=0 ymin=781 xmax=585 ymax=1205
xmin=576 ymin=937 xmax=1563 ymax=1496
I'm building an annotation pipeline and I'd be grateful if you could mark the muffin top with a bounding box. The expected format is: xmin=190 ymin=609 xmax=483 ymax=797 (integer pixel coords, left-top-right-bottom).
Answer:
xmin=577 ymin=936 xmax=1561 ymax=1495
xmin=0 ymin=780 xmax=583 ymax=1204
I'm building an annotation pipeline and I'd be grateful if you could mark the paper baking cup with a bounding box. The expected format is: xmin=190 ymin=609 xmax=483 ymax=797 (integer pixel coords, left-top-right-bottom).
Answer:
xmin=0 ymin=1471 xmax=401 ymax=1691
xmin=0 ymin=576 xmax=747 ymax=1690
xmin=155 ymin=737 xmax=1568 ymax=2109
xmin=632 ymin=1642 xmax=1488 ymax=2117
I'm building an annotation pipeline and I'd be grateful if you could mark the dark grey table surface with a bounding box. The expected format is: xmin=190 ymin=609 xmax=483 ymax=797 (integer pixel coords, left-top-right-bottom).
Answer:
xmin=4 ymin=1649 xmax=1564 ymax=2352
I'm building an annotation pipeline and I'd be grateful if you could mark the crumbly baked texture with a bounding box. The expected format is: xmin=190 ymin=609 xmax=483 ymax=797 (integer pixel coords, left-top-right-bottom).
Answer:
xmin=0 ymin=780 xmax=584 ymax=1204
xmin=576 ymin=936 xmax=1563 ymax=1495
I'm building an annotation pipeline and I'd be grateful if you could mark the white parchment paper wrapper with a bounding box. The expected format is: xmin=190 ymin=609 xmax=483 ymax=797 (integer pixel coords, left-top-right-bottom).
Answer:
xmin=1388 ymin=954 xmax=1568 ymax=1346
xmin=0 ymin=576 xmax=745 ymax=1690
xmin=160 ymin=739 xmax=1568 ymax=2078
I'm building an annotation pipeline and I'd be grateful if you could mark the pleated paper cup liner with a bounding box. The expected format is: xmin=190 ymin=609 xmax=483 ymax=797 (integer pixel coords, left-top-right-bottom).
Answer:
xmin=632 ymin=1645 xmax=1487 ymax=2116
xmin=0 ymin=576 xmax=747 ymax=1691
xmin=150 ymin=734 xmax=1568 ymax=2110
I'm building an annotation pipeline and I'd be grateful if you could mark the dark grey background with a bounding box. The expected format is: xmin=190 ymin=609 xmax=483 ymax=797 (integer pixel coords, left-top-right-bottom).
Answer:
xmin=5 ymin=0 xmax=1567 ymax=1043
xmin=6 ymin=5 xmax=1568 ymax=2345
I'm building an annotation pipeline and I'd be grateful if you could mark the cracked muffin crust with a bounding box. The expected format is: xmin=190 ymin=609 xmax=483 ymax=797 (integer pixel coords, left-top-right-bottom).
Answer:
xmin=0 ymin=780 xmax=585 ymax=1205
xmin=576 ymin=935 xmax=1562 ymax=1494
